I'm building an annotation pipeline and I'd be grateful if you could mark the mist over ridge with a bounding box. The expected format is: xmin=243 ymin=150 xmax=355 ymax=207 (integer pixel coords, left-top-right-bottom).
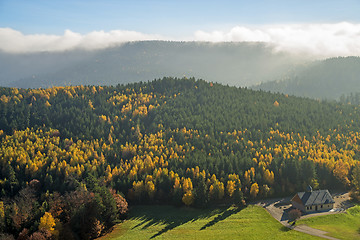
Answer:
xmin=2 ymin=24 xmax=360 ymax=100
xmin=0 ymin=41 xmax=303 ymax=89
xmin=253 ymin=56 xmax=360 ymax=100
xmin=2 ymin=22 xmax=360 ymax=58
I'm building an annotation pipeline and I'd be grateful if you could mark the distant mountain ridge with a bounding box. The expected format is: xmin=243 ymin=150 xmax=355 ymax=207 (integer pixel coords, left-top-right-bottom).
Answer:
xmin=3 ymin=42 xmax=359 ymax=100
xmin=0 ymin=41 xmax=301 ymax=88
xmin=253 ymin=57 xmax=360 ymax=100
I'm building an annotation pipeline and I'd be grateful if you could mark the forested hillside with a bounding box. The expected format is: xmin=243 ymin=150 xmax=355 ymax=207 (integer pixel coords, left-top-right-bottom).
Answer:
xmin=254 ymin=57 xmax=360 ymax=100
xmin=0 ymin=41 xmax=300 ymax=88
xmin=1 ymin=77 xmax=360 ymax=239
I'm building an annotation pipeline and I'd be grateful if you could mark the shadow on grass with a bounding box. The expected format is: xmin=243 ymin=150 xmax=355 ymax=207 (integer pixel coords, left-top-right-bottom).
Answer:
xmin=200 ymin=207 xmax=243 ymax=230
xmin=280 ymin=225 xmax=291 ymax=232
xmin=128 ymin=205 xmax=241 ymax=239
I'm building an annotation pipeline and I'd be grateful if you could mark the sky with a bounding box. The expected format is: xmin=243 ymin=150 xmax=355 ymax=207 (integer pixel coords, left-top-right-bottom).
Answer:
xmin=1 ymin=0 xmax=360 ymax=56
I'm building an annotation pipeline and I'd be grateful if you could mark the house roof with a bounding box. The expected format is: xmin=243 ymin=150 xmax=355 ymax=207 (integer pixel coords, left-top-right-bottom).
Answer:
xmin=295 ymin=190 xmax=335 ymax=206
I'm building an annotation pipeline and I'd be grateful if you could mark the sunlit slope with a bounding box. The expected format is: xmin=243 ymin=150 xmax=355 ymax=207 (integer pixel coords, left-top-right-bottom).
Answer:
xmin=1 ymin=78 xmax=359 ymax=206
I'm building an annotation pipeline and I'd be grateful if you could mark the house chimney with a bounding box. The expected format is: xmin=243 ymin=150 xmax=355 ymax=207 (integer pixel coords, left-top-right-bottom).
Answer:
xmin=306 ymin=185 xmax=313 ymax=192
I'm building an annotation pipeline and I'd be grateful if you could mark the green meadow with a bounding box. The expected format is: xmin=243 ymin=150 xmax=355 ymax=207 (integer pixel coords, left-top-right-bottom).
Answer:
xmin=99 ymin=205 xmax=320 ymax=240
xmin=298 ymin=205 xmax=360 ymax=240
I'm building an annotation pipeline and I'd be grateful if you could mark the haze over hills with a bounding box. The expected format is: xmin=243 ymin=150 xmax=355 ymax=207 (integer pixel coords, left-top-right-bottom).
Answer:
xmin=253 ymin=57 xmax=360 ymax=100
xmin=0 ymin=41 xmax=303 ymax=88
xmin=2 ymin=41 xmax=360 ymax=100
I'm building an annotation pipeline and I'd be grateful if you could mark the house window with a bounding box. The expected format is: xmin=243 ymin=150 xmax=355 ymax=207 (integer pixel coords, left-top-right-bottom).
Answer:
xmin=321 ymin=205 xmax=323 ymax=208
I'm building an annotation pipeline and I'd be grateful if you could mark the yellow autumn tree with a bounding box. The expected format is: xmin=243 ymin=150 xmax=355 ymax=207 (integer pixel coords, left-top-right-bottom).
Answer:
xmin=145 ymin=180 xmax=156 ymax=199
xmin=218 ymin=182 xmax=225 ymax=199
xmin=209 ymin=180 xmax=225 ymax=200
xmin=88 ymin=99 xmax=95 ymax=109
xmin=0 ymin=201 xmax=4 ymax=229
xmin=250 ymin=183 xmax=259 ymax=199
xmin=133 ymin=181 xmax=144 ymax=199
xmin=263 ymin=169 xmax=275 ymax=185
xmin=226 ymin=180 xmax=236 ymax=197
xmin=0 ymin=201 xmax=4 ymax=219
xmin=182 ymin=190 xmax=194 ymax=206
xmin=39 ymin=212 xmax=56 ymax=233
xmin=182 ymin=178 xmax=193 ymax=193
xmin=173 ymin=177 xmax=181 ymax=190
xmin=99 ymin=115 xmax=107 ymax=122
xmin=333 ymin=160 xmax=350 ymax=186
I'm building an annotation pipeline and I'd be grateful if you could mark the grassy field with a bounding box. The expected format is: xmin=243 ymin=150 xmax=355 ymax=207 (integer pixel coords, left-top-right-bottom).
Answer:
xmin=99 ymin=205 xmax=320 ymax=240
xmin=298 ymin=205 xmax=360 ymax=240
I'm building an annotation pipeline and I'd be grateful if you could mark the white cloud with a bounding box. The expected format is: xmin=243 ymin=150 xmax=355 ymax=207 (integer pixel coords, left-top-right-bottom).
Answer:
xmin=0 ymin=28 xmax=165 ymax=53
xmin=194 ymin=26 xmax=271 ymax=42
xmin=193 ymin=22 xmax=360 ymax=58
xmin=1 ymin=22 xmax=360 ymax=58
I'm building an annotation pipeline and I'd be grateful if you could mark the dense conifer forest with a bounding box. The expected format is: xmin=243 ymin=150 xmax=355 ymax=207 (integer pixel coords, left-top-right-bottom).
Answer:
xmin=1 ymin=77 xmax=360 ymax=239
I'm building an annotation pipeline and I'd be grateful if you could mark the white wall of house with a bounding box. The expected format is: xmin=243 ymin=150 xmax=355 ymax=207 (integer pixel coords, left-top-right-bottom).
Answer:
xmin=304 ymin=203 xmax=334 ymax=213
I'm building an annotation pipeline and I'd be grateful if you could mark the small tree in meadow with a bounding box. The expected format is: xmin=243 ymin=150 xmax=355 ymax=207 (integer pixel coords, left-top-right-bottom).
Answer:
xmin=288 ymin=209 xmax=301 ymax=223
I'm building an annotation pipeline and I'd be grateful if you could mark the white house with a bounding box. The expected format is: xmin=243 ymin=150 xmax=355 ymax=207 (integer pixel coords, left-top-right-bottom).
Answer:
xmin=291 ymin=186 xmax=335 ymax=213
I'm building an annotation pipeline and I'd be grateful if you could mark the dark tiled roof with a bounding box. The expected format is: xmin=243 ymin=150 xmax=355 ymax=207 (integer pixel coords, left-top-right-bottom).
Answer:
xmin=297 ymin=190 xmax=335 ymax=206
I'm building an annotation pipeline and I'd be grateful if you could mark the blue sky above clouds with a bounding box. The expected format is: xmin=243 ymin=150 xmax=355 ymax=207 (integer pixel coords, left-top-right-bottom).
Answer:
xmin=1 ymin=0 xmax=359 ymax=35
xmin=1 ymin=0 xmax=360 ymax=56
